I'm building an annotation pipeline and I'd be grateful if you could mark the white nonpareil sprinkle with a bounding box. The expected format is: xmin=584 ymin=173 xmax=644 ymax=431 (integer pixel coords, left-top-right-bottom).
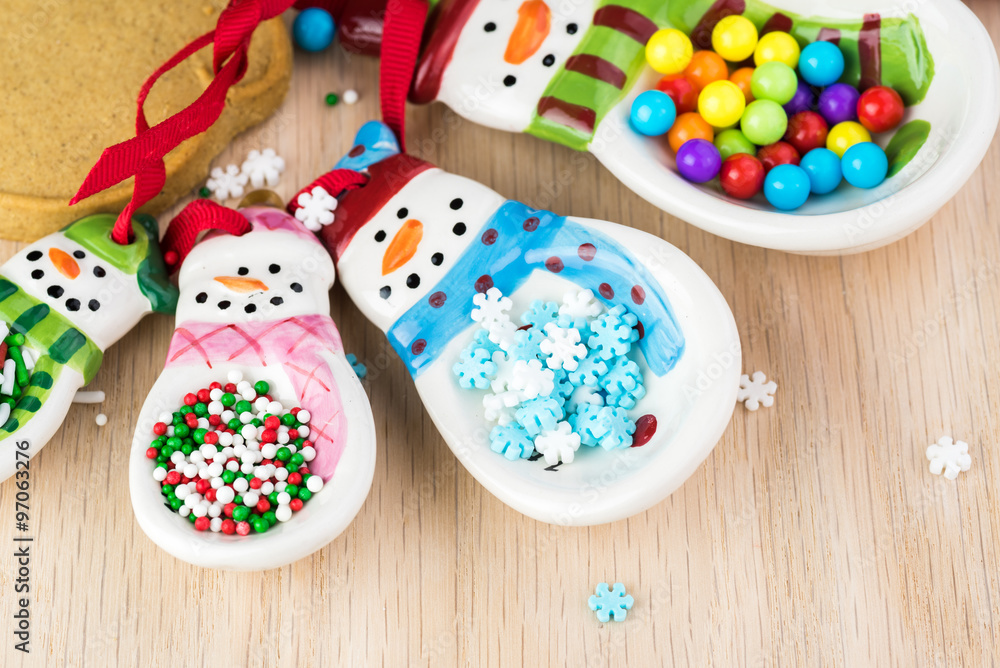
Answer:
xmin=95 ymin=413 xmax=108 ymax=427
xmin=342 ymin=89 xmax=359 ymax=105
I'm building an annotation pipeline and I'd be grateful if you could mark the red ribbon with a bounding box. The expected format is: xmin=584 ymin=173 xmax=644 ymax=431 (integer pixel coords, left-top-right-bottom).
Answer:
xmin=288 ymin=169 xmax=370 ymax=218
xmin=161 ymin=199 xmax=254 ymax=268
xmin=380 ymin=0 xmax=429 ymax=151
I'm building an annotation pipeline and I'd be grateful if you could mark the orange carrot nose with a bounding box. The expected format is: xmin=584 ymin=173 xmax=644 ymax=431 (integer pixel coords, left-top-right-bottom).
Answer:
xmin=49 ymin=248 xmax=80 ymax=280
xmin=214 ymin=276 xmax=269 ymax=293
xmin=504 ymin=0 xmax=552 ymax=65
xmin=382 ymin=219 xmax=423 ymax=275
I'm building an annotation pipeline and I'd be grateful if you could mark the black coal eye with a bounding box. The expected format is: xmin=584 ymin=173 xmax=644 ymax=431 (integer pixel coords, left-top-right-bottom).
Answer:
xmin=431 ymin=253 xmax=443 ymax=266
xmin=543 ymin=54 xmax=555 ymax=67
xmin=93 ymin=266 xmax=106 ymax=278
xmin=379 ymin=286 xmax=391 ymax=299
xmin=73 ymin=250 xmax=85 ymax=259
xmin=47 ymin=285 xmax=64 ymax=298
xmin=270 ymin=296 xmax=283 ymax=306
xmin=484 ymin=22 xmax=496 ymax=32
xmin=567 ymin=23 xmax=578 ymax=34
xmin=66 ymin=298 xmax=80 ymax=312
xmin=237 ymin=267 xmax=249 ymax=276
xmin=450 ymin=198 xmax=463 ymax=210
xmin=374 ymin=230 xmax=386 ymax=242
xmin=453 ymin=222 xmax=466 ymax=236
xmin=268 ymin=264 xmax=280 ymax=274
xmin=245 ymin=304 xmax=256 ymax=314
xmin=88 ymin=300 xmax=100 ymax=311
xmin=406 ymin=274 xmax=421 ymax=289
xmin=396 ymin=207 xmax=408 ymax=219
xmin=26 ymin=251 xmax=42 ymax=262
xmin=218 ymin=300 xmax=231 ymax=310
xmin=30 ymin=269 xmax=44 ymax=280
xmin=196 ymin=292 xmax=207 ymax=303
xmin=503 ymin=75 xmax=517 ymax=87
xmin=290 ymin=283 xmax=303 ymax=293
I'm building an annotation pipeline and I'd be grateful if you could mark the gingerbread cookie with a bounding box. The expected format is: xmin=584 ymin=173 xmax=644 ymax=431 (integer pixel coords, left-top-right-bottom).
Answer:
xmin=0 ymin=0 xmax=292 ymax=242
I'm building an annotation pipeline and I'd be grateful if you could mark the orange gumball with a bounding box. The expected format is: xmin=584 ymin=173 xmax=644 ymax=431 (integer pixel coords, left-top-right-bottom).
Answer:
xmin=667 ymin=112 xmax=715 ymax=153
xmin=684 ymin=50 xmax=730 ymax=91
xmin=729 ymin=67 xmax=755 ymax=103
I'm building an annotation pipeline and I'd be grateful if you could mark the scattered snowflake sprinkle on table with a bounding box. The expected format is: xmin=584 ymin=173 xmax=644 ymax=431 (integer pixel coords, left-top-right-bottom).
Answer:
xmin=588 ymin=582 xmax=634 ymax=623
xmin=737 ymin=371 xmax=777 ymax=411
xmin=926 ymin=436 xmax=972 ymax=480
xmin=206 ymin=164 xmax=248 ymax=200
xmin=240 ymin=148 xmax=285 ymax=188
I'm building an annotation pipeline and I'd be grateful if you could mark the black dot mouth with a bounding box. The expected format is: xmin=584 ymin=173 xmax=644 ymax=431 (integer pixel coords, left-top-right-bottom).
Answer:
xmin=268 ymin=264 xmax=281 ymax=274
xmin=270 ymin=296 xmax=283 ymax=306
xmin=567 ymin=23 xmax=578 ymax=34
xmin=290 ymin=283 xmax=303 ymax=293
xmin=543 ymin=54 xmax=555 ymax=67
xmin=379 ymin=286 xmax=391 ymax=300
xmin=503 ymin=75 xmax=517 ymax=87
xmin=431 ymin=252 xmax=444 ymax=266
xmin=26 ymin=250 xmax=42 ymax=262
xmin=47 ymin=285 xmax=64 ymax=298
xmin=196 ymin=292 xmax=208 ymax=304
xmin=30 ymin=269 xmax=44 ymax=280
xmin=66 ymin=298 xmax=81 ymax=312
xmin=88 ymin=299 xmax=100 ymax=311
xmin=453 ymin=222 xmax=466 ymax=236
xmin=244 ymin=304 xmax=257 ymax=314
xmin=218 ymin=301 xmax=231 ymax=310
xmin=406 ymin=273 xmax=421 ymax=289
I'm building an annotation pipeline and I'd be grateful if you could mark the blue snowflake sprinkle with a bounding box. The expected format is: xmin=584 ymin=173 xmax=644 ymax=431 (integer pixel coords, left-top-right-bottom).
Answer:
xmin=601 ymin=358 xmax=645 ymax=409
xmin=489 ymin=423 xmax=535 ymax=460
xmin=588 ymin=583 xmax=634 ymax=623
xmin=345 ymin=353 xmax=367 ymax=379
xmin=508 ymin=327 xmax=546 ymax=362
xmin=597 ymin=406 xmax=636 ymax=450
xmin=569 ymin=403 xmax=608 ymax=447
xmin=453 ymin=347 xmax=498 ymax=390
xmin=515 ymin=396 xmax=564 ymax=437
xmin=589 ymin=308 xmax=640 ymax=361
xmin=566 ymin=349 xmax=609 ymax=387
xmin=521 ymin=300 xmax=560 ymax=329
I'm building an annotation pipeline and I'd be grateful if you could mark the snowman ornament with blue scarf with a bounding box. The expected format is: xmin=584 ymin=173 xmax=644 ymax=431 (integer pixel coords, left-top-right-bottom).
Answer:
xmin=297 ymin=122 xmax=741 ymax=525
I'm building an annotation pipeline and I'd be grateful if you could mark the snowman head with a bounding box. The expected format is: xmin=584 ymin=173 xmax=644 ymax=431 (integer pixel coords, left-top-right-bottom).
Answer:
xmin=176 ymin=207 xmax=335 ymax=326
xmin=0 ymin=214 xmax=177 ymax=350
xmin=411 ymin=0 xmax=592 ymax=132
xmin=321 ymin=154 xmax=505 ymax=333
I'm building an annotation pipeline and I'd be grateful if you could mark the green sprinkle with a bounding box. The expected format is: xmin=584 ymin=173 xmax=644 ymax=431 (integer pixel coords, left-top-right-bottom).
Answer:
xmin=233 ymin=506 xmax=250 ymax=522
xmin=275 ymin=447 xmax=291 ymax=462
xmin=325 ymin=93 xmax=339 ymax=106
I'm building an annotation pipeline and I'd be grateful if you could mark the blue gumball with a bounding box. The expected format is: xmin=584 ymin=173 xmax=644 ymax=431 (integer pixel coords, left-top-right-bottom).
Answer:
xmin=800 ymin=148 xmax=843 ymax=194
xmin=293 ymin=8 xmax=336 ymax=52
xmin=842 ymin=142 xmax=889 ymax=189
xmin=798 ymin=41 xmax=845 ymax=87
xmin=630 ymin=90 xmax=676 ymax=137
xmin=764 ymin=164 xmax=811 ymax=211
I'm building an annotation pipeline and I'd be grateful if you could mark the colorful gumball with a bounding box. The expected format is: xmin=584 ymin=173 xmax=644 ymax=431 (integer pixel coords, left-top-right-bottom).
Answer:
xmin=698 ymin=80 xmax=746 ymax=128
xmin=647 ymin=29 xmax=694 ymax=75
xmin=818 ymin=83 xmax=860 ymax=125
xmin=668 ymin=112 xmax=715 ymax=153
xmin=857 ymin=86 xmax=906 ymax=134
xmin=784 ymin=111 xmax=829 ymax=154
xmin=720 ymin=154 xmax=766 ymax=199
xmin=715 ymin=129 xmax=757 ymax=160
xmin=754 ymin=31 xmax=800 ymax=68
xmin=631 ymin=90 xmax=677 ymax=136
xmin=750 ymin=62 xmax=798 ymax=105
xmin=741 ymin=99 xmax=788 ymax=146
xmin=656 ymin=74 xmax=699 ymax=114
xmin=293 ymin=8 xmax=336 ymax=52
xmin=757 ymin=141 xmax=801 ymax=172
xmin=798 ymin=41 xmax=845 ymax=87
xmin=827 ymin=121 xmax=871 ymax=158
xmin=684 ymin=51 xmax=729 ymax=91
xmin=729 ymin=67 xmax=756 ymax=103
xmin=712 ymin=15 xmax=758 ymax=62
xmin=800 ymin=148 xmax=843 ymax=194
xmin=784 ymin=80 xmax=816 ymax=116
xmin=676 ymin=139 xmax=722 ymax=183
xmin=764 ymin=164 xmax=811 ymax=210
xmin=841 ymin=142 xmax=889 ymax=188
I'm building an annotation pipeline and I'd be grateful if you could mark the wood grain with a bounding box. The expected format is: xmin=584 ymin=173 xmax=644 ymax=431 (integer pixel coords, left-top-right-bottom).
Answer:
xmin=3 ymin=4 xmax=1000 ymax=665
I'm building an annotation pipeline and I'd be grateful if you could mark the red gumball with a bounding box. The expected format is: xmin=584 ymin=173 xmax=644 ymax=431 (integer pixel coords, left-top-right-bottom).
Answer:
xmin=784 ymin=111 xmax=829 ymax=155
xmin=720 ymin=154 xmax=766 ymax=200
xmin=757 ymin=142 xmax=801 ymax=172
xmin=655 ymin=74 xmax=699 ymax=114
xmin=857 ymin=85 xmax=905 ymax=133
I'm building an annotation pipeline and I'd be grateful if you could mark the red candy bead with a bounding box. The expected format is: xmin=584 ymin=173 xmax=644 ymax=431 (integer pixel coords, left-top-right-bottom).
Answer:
xmin=153 ymin=422 xmax=167 ymax=436
xmin=165 ymin=471 xmax=181 ymax=485
xmin=261 ymin=429 xmax=277 ymax=444
xmin=236 ymin=521 xmax=251 ymax=536
xmin=209 ymin=381 xmax=222 ymax=390
xmin=289 ymin=498 xmax=303 ymax=511
xmin=197 ymin=389 xmax=211 ymax=403
xmin=720 ymin=154 xmax=766 ymax=199
xmin=757 ymin=141 xmax=801 ymax=172
xmin=290 ymin=407 xmax=301 ymax=416
xmin=287 ymin=429 xmax=299 ymax=440
xmin=185 ymin=414 xmax=199 ymax=428
xmin=203 ymin=431 xmax=219 ymax=445
xmin=287 ymin=473 xmax=302 ymax=486
xmin=264 ymin=416 xmax=280 ymax=430
xmin=784 ymin=111 xmax=829 ymax=155
xmin=302 ymin=440 xmax=313 ymax=449
xmin=146 ymin=447 xmax=159 ymax=459
xmin=208 ymin=415 xmax=221 ymax=426
xmin=256 ymin=498 xmax=271 ymax=513
xmin=857 ymin=85 xmax=905 ymax=134
xmin=224 ymin=502 xmax=236 ymax=518
xmin=196 ymin=479 xmax=211 ymax=494
xmin=250 ymin=477 xmax=263 ymax=489
xmin=183 ymin=393 xmax=197 ymax=406
xmin=205 ymin=488 xmax=217 ymax=502
xmin=224 ymin=383 xmax=237 ymax=394
xmin=655 ymin=74 xmax=699 ymax=114
xmin=221 ymin=519 xmax=236 ymax=535
xmin=194 ymin=517 xmax=210 ymax=531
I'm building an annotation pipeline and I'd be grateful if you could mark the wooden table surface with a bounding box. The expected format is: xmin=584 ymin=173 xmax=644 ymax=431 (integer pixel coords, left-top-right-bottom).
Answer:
xmin=4 ymin=3 xmax=1000 ymax=666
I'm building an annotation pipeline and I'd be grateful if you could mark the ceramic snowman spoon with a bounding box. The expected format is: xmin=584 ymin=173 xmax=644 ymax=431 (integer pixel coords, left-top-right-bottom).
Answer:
xmin=296 ymin=122 xmax=740 ymax=526
xmin=0 ymin=215 xmax=177 ymax=483
xmin=129 ymin=200 xmax=376 ymax=570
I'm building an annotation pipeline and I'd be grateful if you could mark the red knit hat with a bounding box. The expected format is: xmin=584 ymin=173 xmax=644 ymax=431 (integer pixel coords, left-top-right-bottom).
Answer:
xmin=319 ymin=153 xmax=435 ymax=261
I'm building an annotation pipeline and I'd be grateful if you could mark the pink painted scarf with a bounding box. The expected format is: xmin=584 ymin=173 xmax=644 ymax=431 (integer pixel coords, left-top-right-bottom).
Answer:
xmin=165 ymin=315 xmax=348 ymax=480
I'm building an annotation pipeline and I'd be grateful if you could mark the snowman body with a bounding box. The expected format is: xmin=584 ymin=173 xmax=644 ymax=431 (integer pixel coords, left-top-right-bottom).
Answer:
xmin=327 ymin=152 xmax=740 ymax=525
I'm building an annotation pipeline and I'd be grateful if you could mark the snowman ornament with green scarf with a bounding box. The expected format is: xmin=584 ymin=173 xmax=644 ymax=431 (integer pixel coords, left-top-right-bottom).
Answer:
xmin=0 ymin=215 xmax=176 ymax=483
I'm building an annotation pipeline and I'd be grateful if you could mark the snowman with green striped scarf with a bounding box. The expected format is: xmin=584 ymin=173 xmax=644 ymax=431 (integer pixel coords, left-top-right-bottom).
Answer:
xmin=0 ymin=214 xmax=177 ymax=483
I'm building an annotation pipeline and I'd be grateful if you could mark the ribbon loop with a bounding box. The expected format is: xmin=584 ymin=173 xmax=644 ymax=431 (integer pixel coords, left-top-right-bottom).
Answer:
xmin=161 ymin=199 xmax=254 ymax=270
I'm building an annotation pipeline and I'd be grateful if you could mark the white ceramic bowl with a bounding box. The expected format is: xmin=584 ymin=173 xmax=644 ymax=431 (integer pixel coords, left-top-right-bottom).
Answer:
xmin=592 ymin=0 xmax=1000 ymax=254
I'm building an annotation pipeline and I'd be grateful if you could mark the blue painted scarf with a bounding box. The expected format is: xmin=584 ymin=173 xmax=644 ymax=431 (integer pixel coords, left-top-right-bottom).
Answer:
xmin=387 ymin=201 xmax=685 ymax=378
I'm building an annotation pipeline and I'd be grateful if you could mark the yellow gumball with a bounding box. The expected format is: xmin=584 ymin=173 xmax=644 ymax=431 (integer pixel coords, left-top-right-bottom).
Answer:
xmin=646 ymin=29 xmax=694 ymax=75
xmin=827 ymin=121 xmax=872 ymax=158
xmin=698 ymin=80 xmax=746 ymax=129
xmin=753 ymin=31 xmax=801 ymax=68
xmin=712 ymin=15 xmax=758 ymax=62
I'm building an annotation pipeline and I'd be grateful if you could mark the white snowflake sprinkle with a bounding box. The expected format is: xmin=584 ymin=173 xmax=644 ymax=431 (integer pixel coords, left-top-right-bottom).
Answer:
xmin=206 ymin=164 xmax=248 ymax=200
xmin=539 ymin=322 xmax=587 ymax=371
xmin=240 ymin=148 xmax=286 ymax=188
xmin=926 ymin=436 xmax=972 ymax=480
xmin=509 ymin=359 xmax=555 ymax=401
xmin=294 ymin=186 xmax=338 ymax=232
xmin=534 ymin=421 xmax=581 ymax=465
xmin=471 ymin=287 xmax=513 ymax=331
xmin=559 ymin=289 xmax=604 ymax=323
xmin=483 ymin=392 xmax=517 ymax=423
xmin=737 ymin=371 xmax=777 ymax=411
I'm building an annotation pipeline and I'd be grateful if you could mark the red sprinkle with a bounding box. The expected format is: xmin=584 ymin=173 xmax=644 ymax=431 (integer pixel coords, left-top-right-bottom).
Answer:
xmin=203 ymin=431 xmax=219 ymax=445
xmin=236 ymin=521 xmax=251 ymax=536
xmin=183 ymin=393 xmax=197 ymax=406
xmin=209 ymin=382 xmax=222 ymax=390
xmin=224 ymin=383 xmax=237 ymax=394
xmin=290 ymin=498 xmax=303 ymax=511
xmin=194 ymin=517 xmax=210 ymax=531
xmin=165 ymin=471 xmax=181 ymax=485
xmin=223 ymin=502 xmax=236 ymax=517
xmin=256 ymin=498 xmax=271 ymax=513
xmin=264 ymin=416 xmax=280 ymax=430
xmin=146 ymin=447 xmax=158 ymax=459
xmin=288 ymin=429 xmax=299 ymax=439
xmin=197 ymin=389 xmax=211 ymax=403
xmin=153 ymin=422 xmax=167 ymax=436
xmin=221 ymin=519 xmax=236 ymax=534
xmin=287 ymin=473 xmax=302 ymax=486
xmin=261 ymin=429 xmax=277 ymax=444
xmin=204 ymin=488 xmax=217 ymax=502
xmin=249 ymin=477 xmax=263 ymax=490
xmin=196 ymin=479 xmax=211 ymax=494
xmin=290 ymin=407 xmax=301 ymax=416
xmin=208 ymin=415 xmax=222 ymax=426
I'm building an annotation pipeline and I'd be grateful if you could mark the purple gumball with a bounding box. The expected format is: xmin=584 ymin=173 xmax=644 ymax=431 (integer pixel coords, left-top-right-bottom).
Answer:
xmin=818 ymin=83 xmax=860 ymax=125
xmin=676 ymin=138 xmax=722 ymax=183
xmin=784 ymin=81 xmax=816 ymax=116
